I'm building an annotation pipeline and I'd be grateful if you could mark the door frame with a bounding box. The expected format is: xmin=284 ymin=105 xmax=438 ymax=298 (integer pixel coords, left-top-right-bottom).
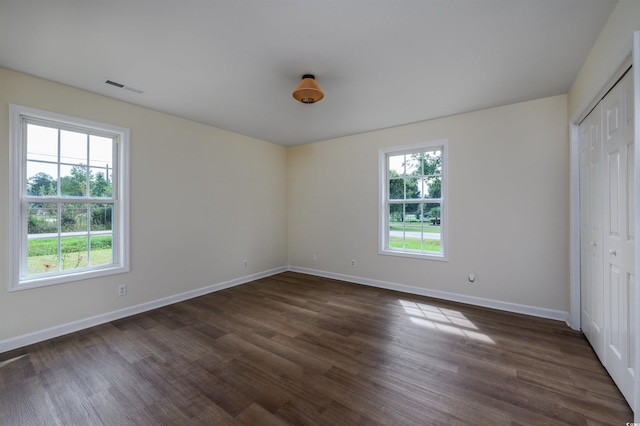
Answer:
xmin=569 ymin=31 xmax=639 ymax=414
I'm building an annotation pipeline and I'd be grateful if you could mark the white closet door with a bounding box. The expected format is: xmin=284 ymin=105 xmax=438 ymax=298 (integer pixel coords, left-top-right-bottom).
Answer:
xmin=603 ymin=69 xmax=635 ymax=402
xmin=580 ymin=102 xmax=605 ymax=362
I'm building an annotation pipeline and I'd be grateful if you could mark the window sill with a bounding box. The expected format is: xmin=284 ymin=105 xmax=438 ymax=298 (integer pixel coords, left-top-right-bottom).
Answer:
xmin=11 ymin=265 xmax=129 ymax=292
xmin=379 ymin=248 xmax=448 ymax=262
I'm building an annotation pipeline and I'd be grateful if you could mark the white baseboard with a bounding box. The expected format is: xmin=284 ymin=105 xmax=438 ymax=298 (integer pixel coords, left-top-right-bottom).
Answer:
xmin=288 ymin=266 xmax=570 ymax=324
xmin=0 ymin=266 xmax=287 ymax=354
xmin=0 ymin=265 xmax=571 ymax=354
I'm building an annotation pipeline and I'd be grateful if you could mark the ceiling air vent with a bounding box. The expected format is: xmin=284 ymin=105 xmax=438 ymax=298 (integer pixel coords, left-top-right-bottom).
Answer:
xmin=105 ymin=79 xmax=143 ymax=94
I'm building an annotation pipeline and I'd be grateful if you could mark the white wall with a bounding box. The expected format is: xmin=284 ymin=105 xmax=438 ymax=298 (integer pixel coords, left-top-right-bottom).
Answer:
xmin=0 ymin=71 xmax=576 ymax=345
xmin=288 ymin=95 xmax=569 ymax=315
xmin=0 ymin=68 xmax=288 ymax=343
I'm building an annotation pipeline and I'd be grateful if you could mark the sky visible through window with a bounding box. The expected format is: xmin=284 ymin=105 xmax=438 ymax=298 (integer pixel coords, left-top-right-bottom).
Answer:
xmin=27 ymin=124 xmax=113 ymax=193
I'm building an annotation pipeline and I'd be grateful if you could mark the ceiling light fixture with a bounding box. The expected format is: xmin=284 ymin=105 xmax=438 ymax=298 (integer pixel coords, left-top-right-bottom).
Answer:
xmin=292 ymin=74 xmax=324 ymax=104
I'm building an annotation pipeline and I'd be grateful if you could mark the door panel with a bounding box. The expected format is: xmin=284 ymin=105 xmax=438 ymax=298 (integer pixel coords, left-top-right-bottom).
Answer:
xmin=628 ymin=144 xmax=635 ymax=242
xmin=608 ymin=150 xmax=620 ymax=237
xmin=603 ymin=69 xmax=635 ymax=403
xmin=608 ymin=264 xmax=621 ymax=358
xmin=580 ymin=102 xmax=605 ymax=360
xmin=606 ymin=98 xmax=620 ymax=140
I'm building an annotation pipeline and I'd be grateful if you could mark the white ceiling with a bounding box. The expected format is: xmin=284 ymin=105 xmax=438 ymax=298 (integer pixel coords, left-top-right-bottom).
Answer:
xmin=0 ymin=0 xmax=617 ymax=146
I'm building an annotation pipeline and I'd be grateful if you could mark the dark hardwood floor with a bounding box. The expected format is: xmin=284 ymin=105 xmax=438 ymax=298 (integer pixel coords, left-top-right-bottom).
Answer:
xmin=0 ymin=272 xmax=632 ymax=425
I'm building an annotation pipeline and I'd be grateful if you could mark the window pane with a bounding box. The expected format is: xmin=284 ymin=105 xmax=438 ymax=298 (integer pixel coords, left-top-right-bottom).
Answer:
xmin=89 ymin=135 xmax=113 ymax=169
xmin=389 ymin=203 xmax=405 ymax=224
xmin=89 ymin=168 xmax=113 ymax=197
xmin=389 ymin=178 xmax=404 ymax=199
xmin=27 ymin=236 xmax=59 ymax=275
xmin=432 ymin=151 xmax=442 ymax=175
xmin=421 ymin=202 xmax=441 ymax=252
xmin=405 ymin=202 xmax=420 ymax=217
xmin=404 ymin=155 xmax=419 ymax=175
xmin=28 ymin=202 xmax=58 ymax=235
xmin=388 ymin=202 xmax=442 ymax=253
xmin=27 ymin=124 xmax=58 ymax=162
xmin=403 ymin=204 xmax=423 ymax=251
xmin=60 ymin=236 xmax=89 ymax=271
xmin=61 ymin=203 xmax=87 ymax=233
xmin=60 ymin=129 xmax=87 ymax=165
xmin=26 ymin=161 xmax=58 ymax=196
xmin=389 ymin=203 xmax=405 ymax=249
xmin=417 ymin=177 xmax=427 ymax=199
xmin=422 ymin=202 xmax=441 ymax=226
xmin=423 ymin=177 xmax=442 ymax=199
xmin=60 ymin=164 xmax=88 ymax=196
xmin=389 ymin=177 xmax=421 ymax=200
xmin=405 ymin=176 xmax=419 ymax=200
xmin=90 ymin=234 xmax=113 ymax=267
xmin=90 ymin=203 xmax=113 ymax=232
xmin=420 ymin=150 xmax=442 ymax=176
xmin=388 ymin=154 xmax=405 ymax=176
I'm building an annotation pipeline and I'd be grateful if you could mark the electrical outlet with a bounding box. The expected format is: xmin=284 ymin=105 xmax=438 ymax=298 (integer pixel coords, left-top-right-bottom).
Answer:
xmin=243 ymin=260 xmax=248 ymax=268
xmin=312 ymin=254 xmax=317 ymax=262
xmin=351 ymin=259 xmax=356 ymax=267
xmin=117 ymin=284 xmax=127 ymax=296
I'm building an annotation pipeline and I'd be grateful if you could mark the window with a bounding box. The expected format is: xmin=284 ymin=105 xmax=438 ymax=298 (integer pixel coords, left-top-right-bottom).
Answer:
xmin=379 ymin=140 xmax=448 ymax=260
xmin=9 ymin=105 xmax=130 ymax=290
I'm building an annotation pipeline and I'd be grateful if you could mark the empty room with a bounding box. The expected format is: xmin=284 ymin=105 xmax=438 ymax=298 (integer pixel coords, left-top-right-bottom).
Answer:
xmin=1 ymin=0 xmax=639 ymax=424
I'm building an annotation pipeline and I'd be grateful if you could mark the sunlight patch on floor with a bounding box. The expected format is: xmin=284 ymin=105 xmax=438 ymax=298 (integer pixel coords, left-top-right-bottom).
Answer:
xmin=399 ymin=300 xmax=495 ymax=344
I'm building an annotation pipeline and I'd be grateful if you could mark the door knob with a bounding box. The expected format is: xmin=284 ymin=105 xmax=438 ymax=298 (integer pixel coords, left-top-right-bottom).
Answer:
xmin=591 ymin=241 xmax=597 ymax=247
xmin=609 ymin=249 xmax=617 ymax=256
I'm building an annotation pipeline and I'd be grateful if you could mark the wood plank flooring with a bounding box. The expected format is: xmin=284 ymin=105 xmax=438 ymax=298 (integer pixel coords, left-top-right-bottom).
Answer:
xmin=0 ymin=272 xmax=633 ymax=425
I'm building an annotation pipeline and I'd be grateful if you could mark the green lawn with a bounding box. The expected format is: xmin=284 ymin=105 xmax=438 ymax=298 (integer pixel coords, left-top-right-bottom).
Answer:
xmin=389 ymin=221 xmax=440 ymax=233
xmin=28 ymin=235 xmax=112 ymax=256
xmin=390 ymin=236 xmax=440 ymax=252
xmin=27 ymin=235 xmax=113 ymax=274
xmin=27 ymin=249 xmax=113 ymax=274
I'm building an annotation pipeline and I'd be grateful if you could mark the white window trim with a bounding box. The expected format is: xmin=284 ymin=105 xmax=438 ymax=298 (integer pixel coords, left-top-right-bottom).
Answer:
xmin=9 ymin=104 xmax=130 ymax=291
xmin=378 ymin=139 xmax=449 ymax=261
